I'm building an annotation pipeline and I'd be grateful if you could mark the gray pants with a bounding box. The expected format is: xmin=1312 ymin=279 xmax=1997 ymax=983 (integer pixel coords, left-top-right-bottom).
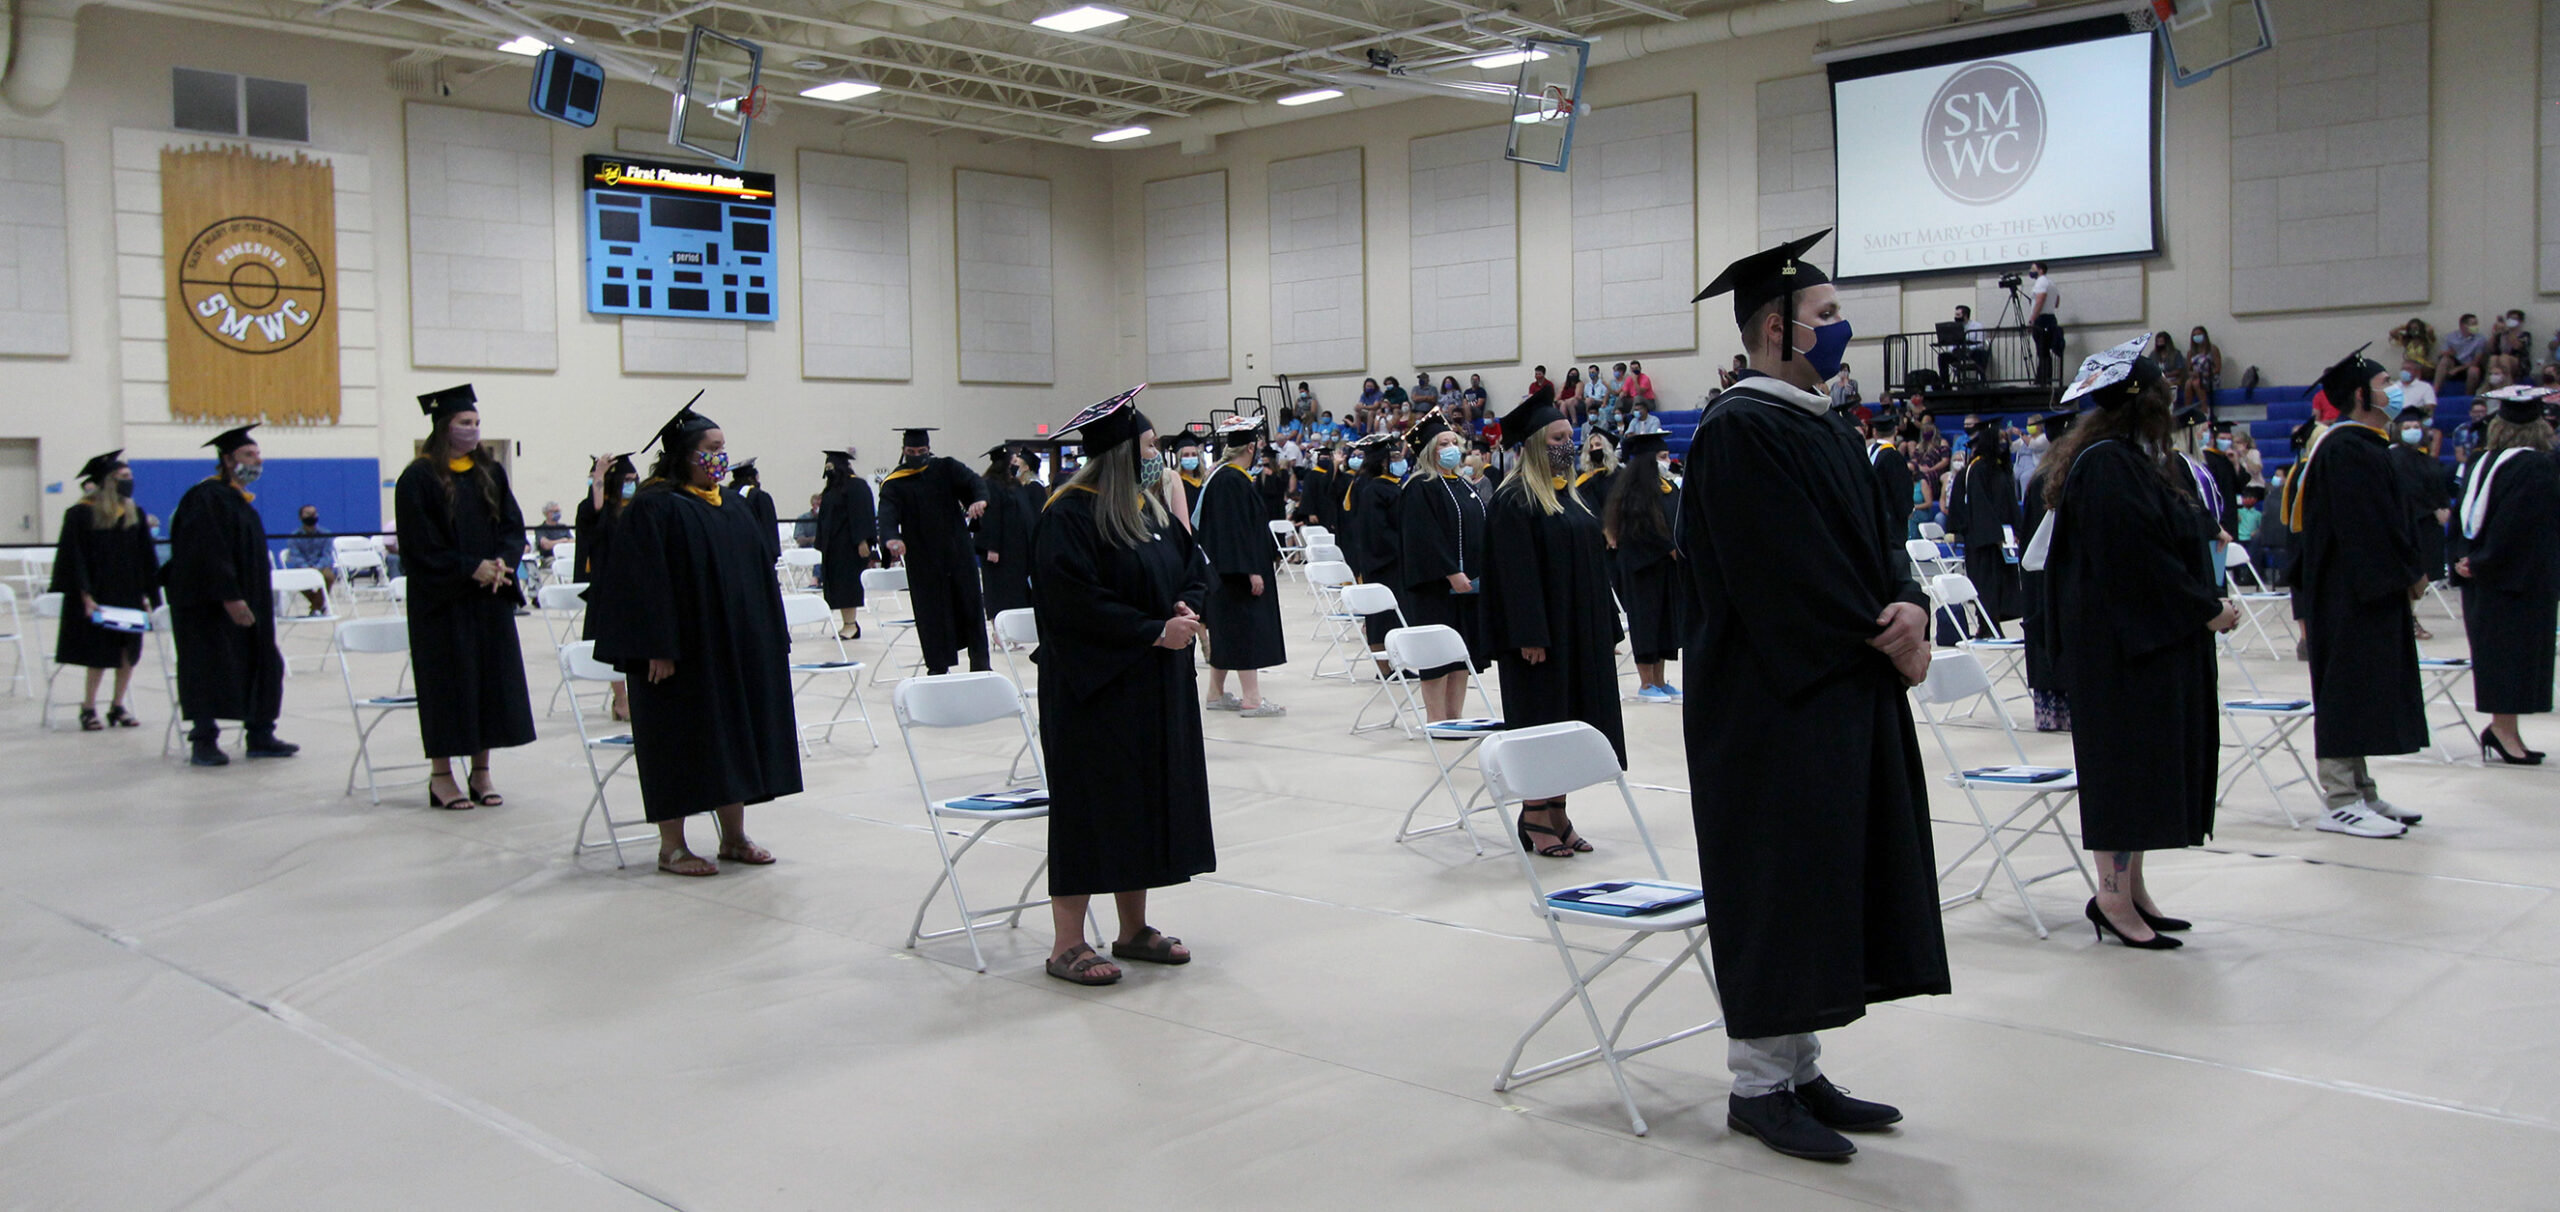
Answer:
xmin=2317 ymin=756 xmax=2379 ymax=810
xmin=1729 ymin=1033 xmax=1821 ymax=1098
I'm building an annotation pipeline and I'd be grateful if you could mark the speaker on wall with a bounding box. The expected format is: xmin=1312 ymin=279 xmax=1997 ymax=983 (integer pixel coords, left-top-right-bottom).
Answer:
xmin=531 ymin=48 xmax=604 ymax=127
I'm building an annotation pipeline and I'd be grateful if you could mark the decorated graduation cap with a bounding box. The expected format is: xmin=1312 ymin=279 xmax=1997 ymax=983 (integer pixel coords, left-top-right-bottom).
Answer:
xmin=1402 ymin=408 xmax=1450 ymax=447
xmin=1057 ymin=384 xmax=1151 ymax=454
xmin=417 ymin=383 xmax=477 ymax=421
xmin=1215 ymin=412 xmax=1268 ymax=453
xmin=2486 ymin=383 xmax=2556 ymax=424
xmin=78 ymin=449 xmax=127 ymax=484
xmin=1693 ymin=228 xmax=1831 ymax=361
xmin=2059 ymin=335 xmax=2163 ymax=411
xmin=203 ymin=424 xmax=260 ymax=455
xmin=896 ymin=427 xmax=939 ymax=449
xmin=1497 ymin=384 xmax=1565 ymax=449
xmin=730 ymin=457 xmax=760 ymax=482
xmin=2315 ymin=342 xmax=2389 ymax=413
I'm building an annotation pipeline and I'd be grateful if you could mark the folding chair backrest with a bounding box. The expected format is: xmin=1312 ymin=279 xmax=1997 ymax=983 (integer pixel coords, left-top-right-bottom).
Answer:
xmin=1301 ymin=527 xmax=1333 ymax=546
xmin=1905 ymin=538 xmax=1940 ymax=567
xmin=1306 ymin=560 xmax=1354 ymax=589
xmin=34 ymin=592 xmax=63 ymax=619
xmin=335 ymin=616 xmax=409 ymax=655
xmin=0 ymin=582 xmax=14 ymax=606
xmin=390 ymin=577 xmax=409 ymax=604
xmin=1930 ymin=572 xmax=1980 ymax=607
xmin=1305 ymin=544 xmax=1345 ymax=565
xmin=1479 ymin=722 xmax=1624 ymax=804
xmin=559 ymin=641 xmax=625 ymax=683
xmin=993 ymin=607 xmax=1038 ymax=647
xmin=537 ymin=583 xmax=587 ymax=611
xmin=1911 ymin=649 xmax=1993 ymax=705
xmin=780 ymin=591 xmax=831 ymax=628
xmin=862 ymin=566 xmax=909 ymax=595
xmin=894 ymin=671 xmax=1025 ymax=729
xmin=1384 ymin=624 xmax=1468 ymax=673
xmin=1919 ymin=522 xmax=1946 ymax=541
xmin=273 ymin=567 xmax=326 ymax=594
xmin=1339 ymin=582 xmax=1400 ymax=617
xmin=1266 ymin=520 xmax=1299 ymax=542
xmin=332 ymin=535 xmax=374 ymax=554
xmin=783 ymin=548 xmax=823 ymax=568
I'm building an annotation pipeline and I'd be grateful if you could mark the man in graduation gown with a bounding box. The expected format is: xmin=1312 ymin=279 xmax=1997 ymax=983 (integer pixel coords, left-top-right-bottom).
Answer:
xmin=1192 ymin=416 xmax=1288 ymax=714
xmin=2290 ymin=347 xmax=2429 ymax=838
xmin=1679 ymin=231 xmax=1948 ymax=1161
xmin=1295 ymin=448 xmax=1337 ymax=532
xmin=730 ymin=458 xmax=782 ymax=563
xmin=816 ymin=449 xmax=876 ymax=638
xmin=1861 ymin=411 xmax=1916 ymax=541
xmin=163 ymin=425 xmax=298 ymax=767
xmin=878 ymin=427 xmax=991 ymax=675
xmin=2203 ymin=422 xmax=2249 ymax=537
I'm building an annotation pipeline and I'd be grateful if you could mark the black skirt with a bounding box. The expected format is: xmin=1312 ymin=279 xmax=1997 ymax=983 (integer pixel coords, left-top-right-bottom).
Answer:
xmin=1397 ymin=582 xmax=1486 ymax=677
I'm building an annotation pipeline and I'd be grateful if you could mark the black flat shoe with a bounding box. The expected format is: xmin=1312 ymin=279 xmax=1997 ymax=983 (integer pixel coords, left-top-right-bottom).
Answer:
xmin=2481 ymin=728 xmax=2546 ymax=766
xmin=1727 ymin=1090 xmax=1855 ymax=1161
xmin=189 ymin=741 xmax=229 ymax=767
xmin=2137 ymin=908 xmax=2193 ymax=933
xmin=245 ymin=736 xmax=300 ymax=759
xmin=1793 ymin=1076 xmax=1902 ymax=1132
xmin=2087 ymin=899 xmax=2181 ymax=949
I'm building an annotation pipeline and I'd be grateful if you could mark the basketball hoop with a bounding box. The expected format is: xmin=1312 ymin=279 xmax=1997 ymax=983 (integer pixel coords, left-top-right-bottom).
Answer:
xmin=741 ymin=85 xmax=770 ymax=122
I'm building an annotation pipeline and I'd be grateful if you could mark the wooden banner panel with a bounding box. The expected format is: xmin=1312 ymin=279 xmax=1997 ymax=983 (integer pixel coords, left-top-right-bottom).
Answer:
xmin=161 ymin=146 xmax=340 ymax=424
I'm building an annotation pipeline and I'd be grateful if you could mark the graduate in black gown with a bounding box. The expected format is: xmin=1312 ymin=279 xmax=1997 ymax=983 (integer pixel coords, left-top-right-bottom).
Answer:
xmin=1342 ymin=433 xmax=1409 ymax=661
xmin=728 ymin=458 xmax=782 ymax=564
xmin=588 ymin=405 xmax=801 ymax=876
xmin=1606 ymin=424 xmax=1684 ymax=703
xmin=2045 ymin=339 xmax=2238 ymax=950
xmin=49 ymin=451 xmax=159 ymax=729
xmin=2291 ymin=346 xmax=2429 ymax=838
xmin=816 ymin=449 xmax=876 ymax=639
xmin=1680 ymin=232 xmax=1945 ymax=1160
xmin=2015 ymin=410 xmax=2074 ymax=732
xmin=1861 ymin=411 xmax=1916 ymax=542
xmin=1396 ymin=409 xmax=1490 ymax=723
xmin=1030 ymin=385 xmax=1214 ymax=986
xmin=1481 ymin=387 xmax=1624 ymax=854
xmin=879 ymin=428 xmax=991 ymax=675
xmin=395 ymin=385 xmax=537 ymax=810
xmin=2386 ymin=411 xmax=2453 ymax=584
xmin=1296 ymin=449 xmax=1337 ymax=533
xmin=1171 ymin=431 xmax=1208 ymax=500
xmin=1945 ymin=416 xmax=2023 ymax=636
xmin=2455 ymin=390 xmax=2560 ymax=764
xmin=575 ymin=454 xmax=637 ymax=584
xmin=1193 ymin=415 xmax=1288 ymax=716
xmin=164 ymin=425 xmax=297 ymax=767
xmin=974 ymin=444 xmax=1039 ymax=620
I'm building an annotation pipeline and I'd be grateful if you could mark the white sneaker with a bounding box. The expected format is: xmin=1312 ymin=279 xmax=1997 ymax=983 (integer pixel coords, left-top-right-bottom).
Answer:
xmin=2317 ymin=804 xmax=2407 ymax=838
xmin=2366 ymin=799 xmax=2424 ymax=826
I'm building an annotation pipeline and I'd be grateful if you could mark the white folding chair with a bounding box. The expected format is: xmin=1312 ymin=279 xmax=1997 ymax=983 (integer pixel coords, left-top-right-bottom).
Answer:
xmin=992 ymin=608 xmax=1042 ymax=781
xmin=780 ymin=547 xmax=822 ymax=591
xmin=560 ymin=641 xmax=647 ymax=865
xmin=2219 ymin=696 xmax=2319 ymax=828
xmin=1905 ymin=538 xmax=1954 ymax=583
xmin=1267 ymin=519 xmax=1305 ymax=578
xmin=861 ymin=566 xmax=922 ymax=686
xmin=1932 ymin=573 xmax=2024 ymax=694
xmin=2222 ymin=546 xmax=2298 ymax=660
xmin=1917 ymin=521 xmax=1946 ymax=542
xmin=1299 ymin=525 xmax=1333 ymax=548
xmin=2416 ymin=654 xmax=2480 ymax=763
xmin=1910 ymin=652 xmax=2094 ymax=939
xmin=389 ymin=576 xmax=409 ymax=614
xmin=536 ymin=581 xmax=588 ymax=648
xmin=1303 ymin=549 xmax=1349 ymax=625
xmin=270 ymin=567 xmax=341 ymax=673
xmin=1333 ymin=582 xmax=1408 ymax=696
xmin=781 ymin=591 xmax=878 ymax=751
xmin=31 ymin=592 xmax=69 ymax=728
xmin=1385 ymin=625 xmax=1507 ymax=853
xmin=152 ymin=605 xmax=184 ymax=758
xmin=11 ymin=548 xmax=54 ymax=597
xmin=333 ymin=536 xmax=389 ymax=608
xmin=893 ymin=672 xmax=1063 ymax=973
xmin=1480 ymin=722 xmax=1722 ymax=1137
xmin=0 ymin=583 xmax=27 ymax=698
xmin=333 ymin=616 xmax=426 ymax=804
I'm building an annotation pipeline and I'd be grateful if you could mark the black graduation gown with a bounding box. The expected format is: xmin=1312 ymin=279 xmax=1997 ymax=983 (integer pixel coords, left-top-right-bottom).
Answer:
xmin=162 ymin=478 xmax=283 ymax=725
xmin=816 ymin=473 xmax=876 ymax=610
xmin=1255 ymin=467 xmax=1290 ymax=522
xmin=1578 ymin=467 xmax=1624 ymax=599
xmin=571 ymin=496 xmax=613 ymax=584
xmin=2459 ymin=450 xmax=2560 ymax=714
xmin=2203 ymin=447 xmax=2248 ymax=537
xmin=1345 ymin=472 xmax=1407 ymax=646
xmin=737 ymin=484 xmax=782 ymax=564
xmin=1193 ymin=463 xmax=1287 ymax=671
xmin=879 ymin=457 xmax=989 ymax=673
xmin=1610 ymin=481 xmax=1684 ymax=663
xmin=1296 ymin=468 xmax=1335 ymax=527
xmin=1031 ymin=488 xmax=1215 ymax=895
xmin=49 ymin=502 xmax=159 ymax=668
xmin=2387 ymin=443 xmax=2453 ymax=580
xmin=1945 ymin=457 xmax=2024 ymax=625
xmin=2297 ymin=424 xmax=2428 ymax=756
xmin=1676 ymin=382 xmax=1948 ymax=1040
xmin=588 ymin=486 xmax=802 ymax=821
xmin=2051 ymin=442 xmax=2224 ymax=852
xmin=394 ymin=459 xmax=536 ymax=759
xmin=1870 ymin=444 xmax=1916 ymax=535
xmin=1482 ymin=479 xmax=1626 ymax=766
xmin=974 ymin=477 xmax=1038 ymax=618
xmin=1397 ymin=471 xmax=1489 ymax=676
xmin=2016 ymin=469 xmax=2062 ymax=693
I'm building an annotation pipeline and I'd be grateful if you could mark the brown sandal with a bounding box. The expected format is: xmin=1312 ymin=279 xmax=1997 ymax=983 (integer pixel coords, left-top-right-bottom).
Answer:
xmin=657 ymin=850 xmax=718 ymax=877
xmin=717 ymin=841 xmax=775 ymax=865
xmin=1111 ymin=927 xmax=1190 ymax=965
xmin=1046 ymin=943 xmax=1121 ymax=985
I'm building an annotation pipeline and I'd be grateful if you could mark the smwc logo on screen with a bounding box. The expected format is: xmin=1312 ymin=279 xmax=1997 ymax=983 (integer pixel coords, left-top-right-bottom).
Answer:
xmin=1924 ymin=61 xmax=2046 ymax=206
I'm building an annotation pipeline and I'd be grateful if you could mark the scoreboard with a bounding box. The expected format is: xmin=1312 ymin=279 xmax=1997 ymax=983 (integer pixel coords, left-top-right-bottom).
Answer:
xmin=581 ymin=155 xmax=776 ymax=321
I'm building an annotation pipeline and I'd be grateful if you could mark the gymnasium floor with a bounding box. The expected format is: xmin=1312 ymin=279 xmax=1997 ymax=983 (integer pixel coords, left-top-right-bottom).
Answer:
xmin=2 ymin=573 xmax=2553 ymax=1210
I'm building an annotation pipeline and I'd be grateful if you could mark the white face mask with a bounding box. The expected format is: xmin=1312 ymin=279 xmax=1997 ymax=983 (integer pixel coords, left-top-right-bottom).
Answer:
xmin=2401 ymin=427 xmax=2425 ymax=445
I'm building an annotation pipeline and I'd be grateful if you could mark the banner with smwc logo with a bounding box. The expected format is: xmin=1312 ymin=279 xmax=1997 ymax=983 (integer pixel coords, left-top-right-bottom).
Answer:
xmin=160 ymin=145 xmax=340 ymax=424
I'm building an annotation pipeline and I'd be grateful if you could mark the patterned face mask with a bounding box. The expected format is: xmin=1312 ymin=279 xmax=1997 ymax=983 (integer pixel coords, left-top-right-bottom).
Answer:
xmin=694 ymin=449 xmax=731 ymax=482
xmin=1138 ymin=454 xmax=1166 ymax=489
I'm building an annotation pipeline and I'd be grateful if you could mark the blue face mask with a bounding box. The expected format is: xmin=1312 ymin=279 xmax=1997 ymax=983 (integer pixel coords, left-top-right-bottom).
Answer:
xmin=620 ymin=480 xmax=636 ymax=499
xmin=2384 ymin=383 xmax=2408 ymax=415
xmin=1178 ymin=454 xmax=1200 ymax=471
xmin=1388 ymin=459 xmax=1410 ymax=478
xmin=1794 ymin=317 xmax=1854 ymax=381
xmin=1347 ymin=455 xmax=1364 ymax=471
xmin=1437 ymin=445 xmax=1464 ymax=470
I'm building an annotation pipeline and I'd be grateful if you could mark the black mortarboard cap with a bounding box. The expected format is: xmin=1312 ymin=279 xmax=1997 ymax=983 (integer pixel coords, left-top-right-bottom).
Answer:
xmin=2210 ymin=420 xmax=2235 ymax=434
xmin=78 ymin=449 xmax=127 ymax=484
xmin=1693 ymin=229 xmax=1832 ymax=361
xmin=640 ymin=392 xmax=714 ymax=455
xmin=204 ymin=424 xmax=259 ymax=455
xmin=2487 ymin=384 xmax=2553 ymax=424
xmin=1402 ymin=409 xmax=1450 ymax=447
xmin=1167 ymin=430 xmax=1205 ymax=451
xmin=983 ymin=443 xmax=1014 ymax=463
xmin=2315 ymin=343 xmax=2387 ymax=411
xmin=1058 ymin=384 xmax=1150 ymax=454
xmin=730 ymin=458 xmax=759 ymax=481
xmin=2174 ymin=402 xmax=2209 ymax=427
xmin=417 ymin=384 xmax=477 ymax=420
xmin=1619 ymin=428 xmax=1669 ymax=458
xmin=2038 ymin=411 xmax=2079 ymax=437
xmin=823 ymin=449 xmax=856 ymax=473
xmin=1497 ymin=385 xmax=1565 ymax=450
xmin=897 ymin=427 xmax=938 ymax=448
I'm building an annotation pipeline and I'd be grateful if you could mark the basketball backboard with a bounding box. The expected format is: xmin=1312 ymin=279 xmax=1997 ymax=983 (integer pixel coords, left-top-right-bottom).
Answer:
xmin=670 ymin=25 xmax=763 ymax=168
xmin=2153 ymin=0 xmax=2275 ymax=87
xmin=1505 ymin=38 xmax=1589 ymax=172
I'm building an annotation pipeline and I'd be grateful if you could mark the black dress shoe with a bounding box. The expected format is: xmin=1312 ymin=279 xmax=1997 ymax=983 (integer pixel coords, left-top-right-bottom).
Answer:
xmin=245 ymin=736 xmax=301 ymax=758
xmin=189 ymin=740 xmax=230 ymax=767
xmin=2137 ymin=908 xmax=2193 ymax=933
xmin=1727 ymin=1090 xmax=1855 ymax=1161
xmin=1792 ymin=1075 xmax=1902 ymax=1131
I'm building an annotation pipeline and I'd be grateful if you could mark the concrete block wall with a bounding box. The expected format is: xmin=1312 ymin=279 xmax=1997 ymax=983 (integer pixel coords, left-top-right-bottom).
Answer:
xmin=0 ymin=137 xmax=71 ymax=358
xmin=953 ymin=169 xmax=1055 ymax=385
xmin=1142 ymin=170 xmax=1229 ymax=384
xmin=1266 ymin=147 xmax=1365 ymax=376
xmin=1572 ymin=95 xmax=1696 ymax=359
xmin=798 ymin=151 xmax=912 ymax=382
xmin=403 ymin=103 xmax=555 ymax=371
xmin=1407 ymin=124 xmax=1518 ymax=368
xmin=2229 ymin=0 xmax=2430 ymax=314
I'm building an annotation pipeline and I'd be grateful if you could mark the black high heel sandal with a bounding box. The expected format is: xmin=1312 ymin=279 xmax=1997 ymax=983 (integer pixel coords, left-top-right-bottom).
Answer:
xmin=2087 ymin=899 xmax=2181 ymax=949
xmin=105 ymin=705 xmax=141 ymax=728
xmin=429 ymin=774 xmax=474 ymax=811
xmin=469 ymin=767 xmax=504 ymax=807
xmin=1517 ymin=819 xmax=1576 ymax=858
xmin=78 ymin=708 xmax=102 ymax=732
xmin=2481 ymin=728 xmax=2546 ymax=766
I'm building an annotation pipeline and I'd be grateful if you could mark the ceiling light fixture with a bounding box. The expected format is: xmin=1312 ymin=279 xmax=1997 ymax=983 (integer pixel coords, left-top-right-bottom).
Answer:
xmin=1275 ymin=88 xmax=1344 ymax=106
xmin=1091 ymin=125 xmax=1150 ymax=142
xmin=798 ymin=80 xmax=881 ymax=102
xmin=1472 ymin=48 xmax=1549 ymax=70
xmin=496 ymin=35 xmax=549 ymax=55
xmin=1033 ymin=5 xmax=1127 ymax=33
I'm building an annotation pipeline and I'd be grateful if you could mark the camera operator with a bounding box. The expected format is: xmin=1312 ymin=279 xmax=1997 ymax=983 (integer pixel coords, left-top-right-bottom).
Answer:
xmin=2023 ymin=263 xmax=2064 ymax=385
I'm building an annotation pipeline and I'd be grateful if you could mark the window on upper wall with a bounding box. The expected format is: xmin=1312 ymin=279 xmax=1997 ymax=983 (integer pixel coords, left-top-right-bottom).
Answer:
xmin=172 ymin=68 xmax=310 ymax=142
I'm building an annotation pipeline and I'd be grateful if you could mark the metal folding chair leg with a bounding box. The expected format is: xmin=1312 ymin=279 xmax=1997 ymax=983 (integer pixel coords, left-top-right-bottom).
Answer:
xmin=1492 ymin=919 xmax=1723 ymax=1137
xmin=1396 ymin=733 xmax=1496 ymax=853
xmin=2218 ymin=709 xmax=2318 ymax=828
xmin=1935 ymin=786 xmax=2094 ymax=939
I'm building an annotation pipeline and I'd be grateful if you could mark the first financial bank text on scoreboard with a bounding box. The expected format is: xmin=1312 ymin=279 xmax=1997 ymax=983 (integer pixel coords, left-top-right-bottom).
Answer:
xmin=582 ymin=154 xmax=779 ymax=322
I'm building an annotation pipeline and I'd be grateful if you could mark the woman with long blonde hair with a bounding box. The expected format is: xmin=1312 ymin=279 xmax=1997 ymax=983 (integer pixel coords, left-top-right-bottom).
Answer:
xmin=48 ymin=451 xmax=159 ymax=729
xmin=1481 ymin=386 xmax=1624 ymax=857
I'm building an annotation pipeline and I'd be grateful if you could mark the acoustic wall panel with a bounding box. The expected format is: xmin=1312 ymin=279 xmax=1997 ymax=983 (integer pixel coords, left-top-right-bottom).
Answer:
xmin=954 ymin=169 xmax=1053 ymax=384
xmin=404 ymin=103 xmax=556 ymax=370
xmin=1266 ymin=148 xmax=1365 ymax=376
xmin=800 ymin=151 xmax=912 ymax=381
xmin=0 ymin=137 xmax=70 ymax=357
xmin=1571 ymin=96 xmax=1695 ymax=359
xmin=1754 ymin=74 xmax=1898 ymax=346
xmin=1408 ymin=125 xmax=1517 ymax=368
xmin=1143 ymin=170 xmax=1229 ymax=384
xmin=621 ymin=315 xmax=745 ymax=376
xmin=2542 ymin=0 xmax=2560 ymax=293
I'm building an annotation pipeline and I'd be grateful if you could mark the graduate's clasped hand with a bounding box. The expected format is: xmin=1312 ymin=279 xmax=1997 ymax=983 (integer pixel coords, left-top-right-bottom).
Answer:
xmin=1157 ymin=603 xmax=1205 ymax=649
xmin=1869 ymin=601 xmax=1931 ymax=688
xmin=472 ymin=558 xmax=515 ymax=591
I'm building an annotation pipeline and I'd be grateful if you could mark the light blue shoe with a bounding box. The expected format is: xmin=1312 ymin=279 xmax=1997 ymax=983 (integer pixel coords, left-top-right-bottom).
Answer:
xmin=1636 ymin=685 xmax=1674 ymax=703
